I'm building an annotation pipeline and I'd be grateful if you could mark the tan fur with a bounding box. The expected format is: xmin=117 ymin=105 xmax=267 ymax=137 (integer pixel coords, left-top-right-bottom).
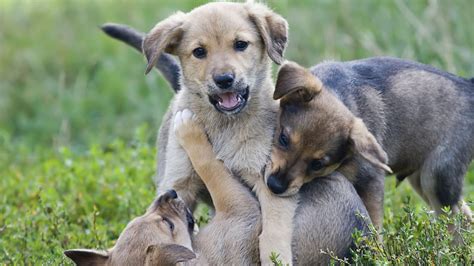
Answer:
xmin=174 ymin=110 xmax=256 ymax=215
xmin=254 ymin=180 xmax=298 ymax=264
xmin=145 ymin=244 xmax=196 ymax=266
xmin=65 ymin=190 xmax=196 ymax=265
xmin=145 ymin=2 xmax=294 ymax=264
xmin=174 ymin=110 xmax=261 ymax=264
xmin=143 ymin=12 xmax=186 ymax=74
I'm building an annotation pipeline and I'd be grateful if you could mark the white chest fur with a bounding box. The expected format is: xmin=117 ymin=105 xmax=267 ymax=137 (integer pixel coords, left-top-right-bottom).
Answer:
xmin=173 ymin=87 xmax=277 ymax=187
xmin=206 ymin=115 xmax=275 ymax=186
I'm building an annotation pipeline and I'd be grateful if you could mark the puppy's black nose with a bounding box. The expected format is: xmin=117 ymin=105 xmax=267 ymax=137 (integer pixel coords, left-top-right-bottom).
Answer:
xmin=267 ymin=174 xmax=289 ymax=195
xmin=213 ymin=73 xmax=234 ymax=89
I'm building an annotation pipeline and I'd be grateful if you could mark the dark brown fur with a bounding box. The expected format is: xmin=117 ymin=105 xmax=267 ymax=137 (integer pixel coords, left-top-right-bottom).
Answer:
xmin=268 ymin=60 xmax=473 ymax=230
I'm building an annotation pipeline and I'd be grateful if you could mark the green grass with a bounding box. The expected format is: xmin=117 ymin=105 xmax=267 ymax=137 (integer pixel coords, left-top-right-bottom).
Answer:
xmin=350 ymin=203 xmax=473 ymax=264
xmin=0 ymin=130 xmax=156 ymax=264
xmin=0 ymin=0 xmax=473 ymax=264
xmin=1 ymin=0 xmax=473 ymax=149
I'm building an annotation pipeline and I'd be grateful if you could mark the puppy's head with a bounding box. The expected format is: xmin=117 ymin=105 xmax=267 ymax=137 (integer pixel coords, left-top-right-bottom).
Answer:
xmin=143 ymin=2 xmax=288 ymax=115
xmin=265 ymin=62 xmax=391 ymax=196
xmin=64 ymin=190 xmax=196 ymax=266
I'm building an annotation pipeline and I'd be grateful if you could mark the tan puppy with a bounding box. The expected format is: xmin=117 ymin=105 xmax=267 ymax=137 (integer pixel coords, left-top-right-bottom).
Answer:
xmin=65 ymin=109 xmax=370 ymax=265
xmin=64 ymin=190 xmax=196 ymax=265
xmin=145 ymin=2 xmax=295 ymax=263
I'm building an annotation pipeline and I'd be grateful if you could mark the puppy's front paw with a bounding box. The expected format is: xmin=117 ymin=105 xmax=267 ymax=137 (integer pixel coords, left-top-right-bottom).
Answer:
xmin=173 ymin=109 xmax=205 ymax=146
xmin=173 ymin=109 xmax=195 ymax=132
xmin=259 ymin=231 xmax=293 ymax=266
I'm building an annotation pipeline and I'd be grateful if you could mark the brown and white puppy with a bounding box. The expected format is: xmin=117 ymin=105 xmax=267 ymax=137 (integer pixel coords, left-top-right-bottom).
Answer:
xmin=140 ymin=2 xmax=295 ymax=263
xmin=65 ymin=110 xmax=370 ymax=265
xmin=268 ymin=60 xmax=473 ymax=229
xmin=64 ymin=190 xmax=196 ymax=266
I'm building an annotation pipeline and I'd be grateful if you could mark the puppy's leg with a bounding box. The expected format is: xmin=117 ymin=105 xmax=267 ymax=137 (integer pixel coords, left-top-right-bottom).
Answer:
xmin=419 ymin=149 xmax=472 ymax=246
xmin=341 ymin=160 xmax=385 ymax=233
xmin=407 ymin=171 xmax=431 ymax=204
xmin=357 ymin=180 xmax=384 ymax=231
xmin=353 ymin=166 xmax=385 ymax=233
xmin=174 ymin=109 xmax=254 ymax=214
xmin=175 ymin=110 xmax=261 ymax=264
xmin=175 ymin=110 xmax=296 ymax=264
xmin=407 ymin=170 xmax=469 ymax=219
xmin=459 ymin=199 xmax=473 ymax=222
xmin=158 ymin=115 xmax=203 ymax=211
xmin=254 ymin=177 xmax=298 ymax=265
xmin=420 ymin=149 xmax=472 ymax=221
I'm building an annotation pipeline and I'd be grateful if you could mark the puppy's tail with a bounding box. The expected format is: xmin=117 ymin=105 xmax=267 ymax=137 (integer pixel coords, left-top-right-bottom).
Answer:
xmin=101 ymin=23 xmax=181 ymax=93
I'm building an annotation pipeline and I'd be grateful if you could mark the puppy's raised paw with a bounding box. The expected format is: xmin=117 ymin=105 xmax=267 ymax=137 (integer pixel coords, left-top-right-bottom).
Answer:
xmin=173 ymin=109 xmax=194 ymax=131
xmin=173 ymin=109 xmax=206 ymax=147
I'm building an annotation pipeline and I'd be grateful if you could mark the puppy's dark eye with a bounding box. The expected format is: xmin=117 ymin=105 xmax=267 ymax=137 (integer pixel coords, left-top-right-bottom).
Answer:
xmin=234 ymin=40 xmax=249 ymax=51
xmin=192 ymin=47 xmax=207 ymax=59
xmin=309 ymin=159 xmax=324 ymax=171
xmin=162 ymin=217 xmax=174 ymax=232
xmin=279 ymin=129 xmax=290 ymax=148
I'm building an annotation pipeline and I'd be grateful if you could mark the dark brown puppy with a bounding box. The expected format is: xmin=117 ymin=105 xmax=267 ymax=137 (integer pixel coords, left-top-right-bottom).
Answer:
xmin=268 ymin=60 xmax=473 ymax=229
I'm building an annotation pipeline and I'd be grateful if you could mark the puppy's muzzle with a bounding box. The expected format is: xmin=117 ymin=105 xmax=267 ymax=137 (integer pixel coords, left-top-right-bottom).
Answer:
xmin=267 ymin=174 xmax=289 ymax=195
xmin=208 ymin=83 xmax=250 ymax=114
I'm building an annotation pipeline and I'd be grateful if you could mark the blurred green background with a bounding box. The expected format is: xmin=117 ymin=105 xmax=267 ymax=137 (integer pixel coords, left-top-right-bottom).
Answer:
xmin=1 ymin=0 xmax=473 ymax=149
xmin=0 ymin=0 xmax=473 ymax=264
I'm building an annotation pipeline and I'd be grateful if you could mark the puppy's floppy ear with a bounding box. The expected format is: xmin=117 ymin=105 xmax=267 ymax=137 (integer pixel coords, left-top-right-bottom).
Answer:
xmin=145 ymin=244 xmax=196 ymax=266
xmin=349 ymin=118 xmax=392 ymax=174
xmin=274 ymin=61 xmax=323 ymax=102
xmin=247 ymin=3 xmax=288 ymax=64
xmin=64 ymin=249 xmax=109 ymax=266
xmin=142 ymin=12 xmax=186 ymax=74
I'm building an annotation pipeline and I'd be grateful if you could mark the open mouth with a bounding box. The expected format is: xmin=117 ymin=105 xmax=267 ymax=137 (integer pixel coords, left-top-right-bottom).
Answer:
xmin=208 ymin=87 xmax=249 ymax=114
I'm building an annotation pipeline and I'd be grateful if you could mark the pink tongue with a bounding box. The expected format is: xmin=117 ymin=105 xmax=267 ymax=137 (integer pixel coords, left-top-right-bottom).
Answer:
xmin=219 ymin=92 xmax=239 ymax=109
